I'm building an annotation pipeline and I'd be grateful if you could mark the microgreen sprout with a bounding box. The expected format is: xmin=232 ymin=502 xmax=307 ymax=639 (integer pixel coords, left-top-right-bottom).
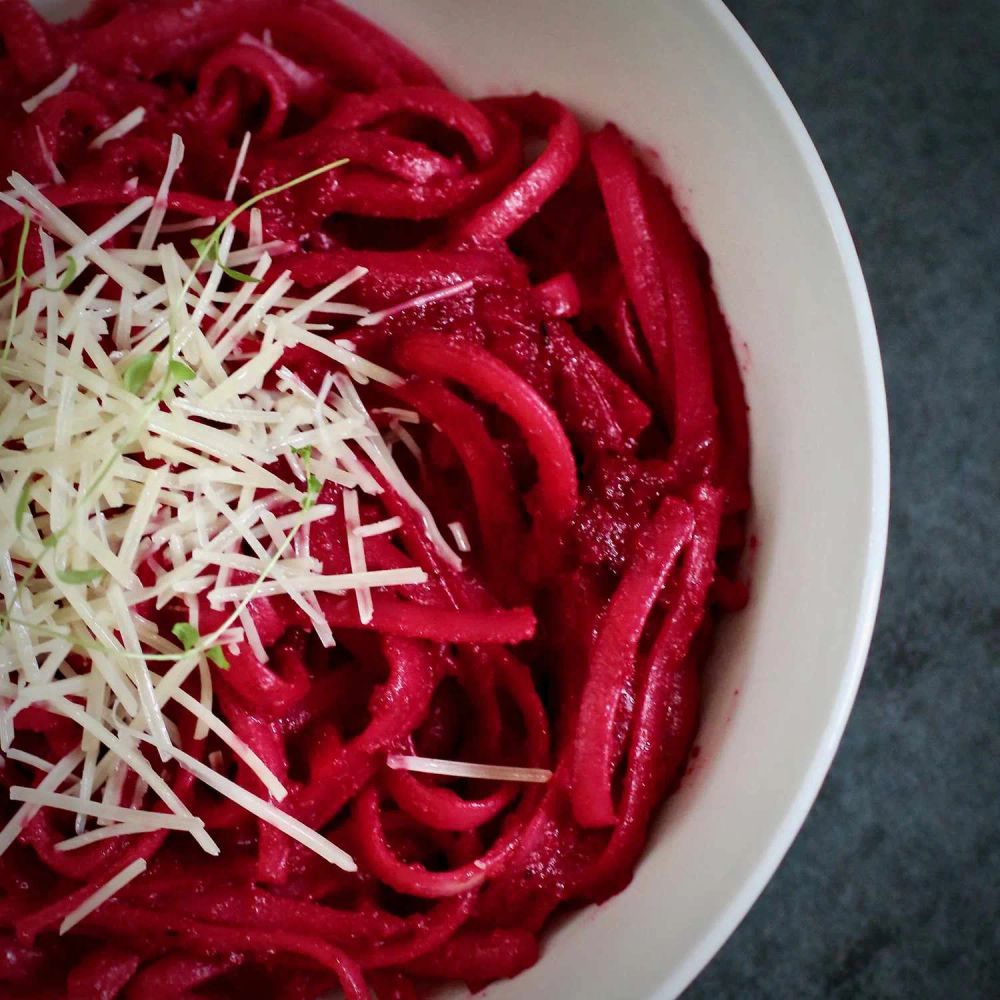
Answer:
xmin=1 ymin=218 xmax=78 ymax=367
xmin=190 ymin=237 xmax=259 ymax=284
xmin=206 ymin=645 xmax=230 ymax=670
xmin=122 ymin=353 xmax=156 ymax=395
xmin=14 ymin=481 xmax=32 ymax=532
xmin=0 ymin=220 xmax=28 ymax=293
xmin=33 ymin=256 xmax=77 ymax=293
xmin=56 ymin=567 xmax=106 ymax=586
xmin=189 ymin=157 xmax=348 ymax=284
xmin=0 ymin=220 xmax=76 ymax=364
xmin=0 ymin=215 xmax=31 ymax=368
xmin=171 ymin=622 xmax=199 ymax=651
xmin=172 ymin=622 xmax=230 ymax=672
xmin=303 ymin=473 xmax=322 ymax=510
xmin=167 ymin=359 xmax=196 ymax=384
xmin=292 ymin=441 xmax=323 ymax=509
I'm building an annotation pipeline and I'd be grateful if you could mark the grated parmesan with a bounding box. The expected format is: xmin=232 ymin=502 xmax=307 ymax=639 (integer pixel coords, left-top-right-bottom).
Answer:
xmin=358 ymin=279 xmax=474 ymax=327
xmin=387 ymin=755 xmax=552 ymax=784
xmin=60 ymin=858 xmax=147 ymax=934
xmin=448 ymin=521 xmax=472 ymax=553
xmin=89 ymin=107 xmax=146 ymax=150
xmin=0 ymin=150 xmax=475 ymax=911
xmin=22 ymin=65 xmax=79 ymax=115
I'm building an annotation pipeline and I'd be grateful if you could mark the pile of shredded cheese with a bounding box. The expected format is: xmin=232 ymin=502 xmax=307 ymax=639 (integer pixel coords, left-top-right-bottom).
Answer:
xmin=0 ymin=134 xmax=483 ymax=927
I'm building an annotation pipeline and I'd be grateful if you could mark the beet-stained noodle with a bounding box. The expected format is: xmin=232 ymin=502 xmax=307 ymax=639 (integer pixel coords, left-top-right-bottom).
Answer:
xmin=0 ymin=2 xmax=751 ymax=996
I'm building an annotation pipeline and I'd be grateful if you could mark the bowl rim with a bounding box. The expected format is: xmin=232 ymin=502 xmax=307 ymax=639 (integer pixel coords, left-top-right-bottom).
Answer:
xmin=658 ymin=2 xmax=891 ymax=996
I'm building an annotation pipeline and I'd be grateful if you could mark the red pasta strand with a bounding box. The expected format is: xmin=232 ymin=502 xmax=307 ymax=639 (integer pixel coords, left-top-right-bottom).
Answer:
xmin=571 ymin=496 xmax=695 ymax=828
xmin=0 ymin=2 xmax=750 ymax=997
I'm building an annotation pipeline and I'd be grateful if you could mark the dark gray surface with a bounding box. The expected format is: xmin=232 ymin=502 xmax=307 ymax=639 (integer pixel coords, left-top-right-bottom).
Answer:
xmin=684 ymin=2 xmax=1000 ymax=999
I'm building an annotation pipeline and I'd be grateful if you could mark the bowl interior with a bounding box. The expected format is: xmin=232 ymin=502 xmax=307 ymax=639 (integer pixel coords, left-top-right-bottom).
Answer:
xmin=335 ymin=1 xmax=887 ymax=997
xmin=24 ymin=1 xmax=889 ymax=996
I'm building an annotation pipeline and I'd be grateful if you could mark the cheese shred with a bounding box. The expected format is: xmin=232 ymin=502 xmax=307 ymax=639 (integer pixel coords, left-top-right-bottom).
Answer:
xmin=387 ymin=755 xmax=553 ymax=784
xmin=0 ymin=150 xmax=472 ymax=907
xmin=60 ymin=858 xmax=147 ymax=934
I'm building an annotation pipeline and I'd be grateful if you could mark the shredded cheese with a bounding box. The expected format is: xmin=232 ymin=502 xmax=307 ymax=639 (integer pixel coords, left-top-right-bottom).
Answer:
xmin=343 ymin=488 xmax=373 ymax=624
xmin=0 ymin=750 xmax=84 ymax=857
xmin=358 ymin=279 xmax=474 ymax=327
xmin=4 ymin=747 xmax=55 ymax=771
xmin=448 ymin=521 xmax=472 ymax=553
xmin=22 ymin=65 xmax=79 ymax=115
xmin=35 ymin=128 xmax=65 ymax=185
xmin=163 ymin=741 xmax=356 ymax=871
xmin=354 ymin=516 xmax=402 ymax=538
xmin=55 ymin=821 xmax=149 ymax=851
xmin=89 ymin=107 xmax=146 ymax=150
xmin=226 ymin=132 xmax=252 ymax=201
xmin=0 ymin=149 xmax=473 ymax=908
xmin=8 ymin=787 xmax=207 ymax=832
xmin=387 ymin=755 xmax=552 ymax=784
xmin=60 ymin=858 xmax=147 ymax=934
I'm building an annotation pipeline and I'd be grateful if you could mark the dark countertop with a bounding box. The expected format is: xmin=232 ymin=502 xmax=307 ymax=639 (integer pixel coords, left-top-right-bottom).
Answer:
xmin=685 ymin=2 xmax=999 ymax=998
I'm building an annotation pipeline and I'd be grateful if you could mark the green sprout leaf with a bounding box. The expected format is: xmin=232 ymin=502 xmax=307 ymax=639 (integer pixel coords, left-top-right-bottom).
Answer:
xmin=290 ymin=445 xmax=313 ymax=461
xmin=191 ymin=236 xmax=260 ymax=284
xmin=190 ymin=157 xmax=347 ymax=279
xmin=1 ymin=215 xmax=31 ymax=370
xmin=206 ymin=644 xmax=230 ymax=670
xmin=172 ymin=622 xmax=228 ymax=669
xmin=167 ymin=359 xmax=196 ymax=383
xmin=0 ymin=216 xmax=30 ymax=292
xmin=302 ymin=473 xmax=322 ymax=510
xmin=15 ymin=481 xmax=32 ymax=532
xmin=220 ymin=263 xmax=261 ymax=284
xmin=57 ymin=567 xmax=106 ymax=585
xmin=190 ymin=236 xmax=212 ymax=262
xmin=31 ymin=256 xmax=78 ymax=293
xmin=56 ymin=257 xmax=78 ymax=291
xmin=123 ymin=353 xmax=156 ymax=394
xmin=171 ymin=621 xmax=200 ymax=651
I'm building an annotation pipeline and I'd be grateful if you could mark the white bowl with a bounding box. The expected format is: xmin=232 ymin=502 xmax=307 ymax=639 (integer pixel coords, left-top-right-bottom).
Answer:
xmin=335 ymin=1 xmax=889 ymax=997
xmin=33 ymin=1 xmax=889 ymax=996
